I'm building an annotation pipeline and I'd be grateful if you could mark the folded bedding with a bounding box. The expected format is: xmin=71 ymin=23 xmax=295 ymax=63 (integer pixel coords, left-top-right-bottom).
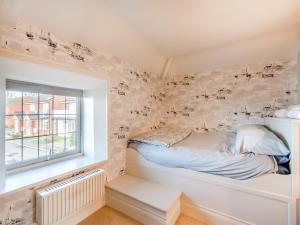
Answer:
xmin=128 ymin=129 xmax=288 ymax=180
xmin=129 ymin=127 xmax=192 ymax=147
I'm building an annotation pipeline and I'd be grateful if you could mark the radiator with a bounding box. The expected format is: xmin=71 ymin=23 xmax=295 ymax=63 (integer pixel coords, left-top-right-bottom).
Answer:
xmin=36 ymin=168 xmax=105 ymax=225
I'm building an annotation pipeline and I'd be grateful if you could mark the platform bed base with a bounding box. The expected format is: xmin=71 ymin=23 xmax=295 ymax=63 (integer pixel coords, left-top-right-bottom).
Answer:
xmin=126 ymin=118 xmax=300 ymax=225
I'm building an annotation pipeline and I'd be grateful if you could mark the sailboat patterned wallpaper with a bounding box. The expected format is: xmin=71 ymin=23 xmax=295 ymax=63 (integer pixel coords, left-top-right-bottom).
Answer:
xmin=161 ymin=60 xmax=297 ymax=131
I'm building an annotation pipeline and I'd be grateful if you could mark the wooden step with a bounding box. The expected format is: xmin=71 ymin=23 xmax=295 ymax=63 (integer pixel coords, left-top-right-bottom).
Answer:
xmin=106 ymin=175 xmax=182 ymax=225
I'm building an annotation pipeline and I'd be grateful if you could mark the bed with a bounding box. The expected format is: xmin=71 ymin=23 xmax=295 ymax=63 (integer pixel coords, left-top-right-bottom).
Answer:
xmin=126 ymin=118 xmax=300 ymax=225
xmin=128 ymin=131 xmax=282 ymax=180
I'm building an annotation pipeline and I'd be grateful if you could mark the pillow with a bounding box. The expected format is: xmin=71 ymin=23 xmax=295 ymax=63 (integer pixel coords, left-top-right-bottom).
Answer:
xmin=235 ymin=124 xmax=289 ymax=156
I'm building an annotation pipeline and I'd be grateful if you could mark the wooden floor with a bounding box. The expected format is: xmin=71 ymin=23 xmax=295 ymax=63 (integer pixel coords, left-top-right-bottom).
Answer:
xmin=79 ymin=206 xmax=205 ymax=225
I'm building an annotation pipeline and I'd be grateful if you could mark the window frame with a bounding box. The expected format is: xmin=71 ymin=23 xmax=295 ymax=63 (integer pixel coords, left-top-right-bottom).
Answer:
xmin=5 ymin=79 xmax=83 ymax=170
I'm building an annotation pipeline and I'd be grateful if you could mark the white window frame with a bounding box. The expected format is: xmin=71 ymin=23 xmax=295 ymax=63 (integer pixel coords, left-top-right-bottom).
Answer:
xmin=5 ymin=79 xmax=83 ymax=170
xmin=0 ymin=56 xmax=108 ymax=187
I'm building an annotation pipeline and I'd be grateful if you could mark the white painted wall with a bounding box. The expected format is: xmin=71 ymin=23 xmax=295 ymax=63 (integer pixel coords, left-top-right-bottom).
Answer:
xmin=83 ymin=84 xmax=108 ymax=161
xmin=170 ymin=29 xmax=300 ymax=75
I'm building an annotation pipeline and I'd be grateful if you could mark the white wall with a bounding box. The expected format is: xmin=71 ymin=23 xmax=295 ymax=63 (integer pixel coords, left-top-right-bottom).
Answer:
xmin=170 ymin=29 xmax=300 ymax=75
xmin=83 ymin=84 xmax=108 ymax=161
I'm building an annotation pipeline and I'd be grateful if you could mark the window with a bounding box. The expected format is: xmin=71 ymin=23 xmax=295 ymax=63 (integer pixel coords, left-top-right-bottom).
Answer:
xmin=5 ymin=80 xmax=82 ymax=169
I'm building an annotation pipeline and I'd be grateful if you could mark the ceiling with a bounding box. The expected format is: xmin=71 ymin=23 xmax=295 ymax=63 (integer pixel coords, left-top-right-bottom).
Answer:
xmin=1 ymin=0 xmax=300 ymax=74
xmin=105 ymin=0 xmax=300 ymax=57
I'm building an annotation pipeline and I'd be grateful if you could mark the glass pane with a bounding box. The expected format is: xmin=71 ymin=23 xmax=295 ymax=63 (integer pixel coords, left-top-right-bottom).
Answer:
xmin=39 ymin=135 xmax=52 ymax=158
xmin=53 ymin=116 xmax=65 ymax=134
xmin=66 ymin=115 xmax=76 ymax=133
xmin=23 ymin=92 xmax=38 ymax=114
xmin=66 ymin=96 xmax=77 ymax=114
xmin=53 ymin=95 xmax=66 ymax=115
xmin=53 ymin=134 xmax=65 ymax=154
xmin=39 ymin=94 xmax=53 ymax=114
xmin=5 ymin=139 xmax=22 ymax=165
xmin=23 ymin=137 xmax=38 ymax=161
xmin=39 ymin=115 xmax=52 ymax=135
xmin=66 ymin=132 xmax=76 ymax=151
xmin=23 ymin=115 xmax=38 ymax=137
xmin=6 ymin=90 xmax=22 ymax=115
xmin=5 ymin=115 xmax=22 ymax=139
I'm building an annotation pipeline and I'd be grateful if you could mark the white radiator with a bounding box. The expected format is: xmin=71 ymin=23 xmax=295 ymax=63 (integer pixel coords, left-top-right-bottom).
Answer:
xmin=36 ymin=168 xmax=105 ymax=225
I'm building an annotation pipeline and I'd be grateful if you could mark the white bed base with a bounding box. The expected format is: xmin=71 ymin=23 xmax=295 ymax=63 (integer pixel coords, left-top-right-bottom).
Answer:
xmin=126 ymin=118 xmax=300 ymax=225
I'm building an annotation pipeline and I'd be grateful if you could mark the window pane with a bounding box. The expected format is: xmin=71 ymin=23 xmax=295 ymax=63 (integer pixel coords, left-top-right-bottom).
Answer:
xmin=66 ymin=132 xmax=76 ymax=151
xmin=6 ymin=115 xmax=22 ymax=139
xmin=39 ymin=94 xmax=53 ymax=114
xmin=66 ymin=115 xmax=77 ymax=133
xmin=23 ymin=115 xmax=38 ymax=137
xmin=23 ymin=137 xmax=38 ymax=161
xmin=39 ymin=135 xmax=52 ymax=158
xmin=5 ymin=81 xmax=81 ymax=167
xmin=53 ymin=134 xmax=65 ymax=154
xmin=5 ymin=139 xmax=22 ymax=165
xmin=23 ymin=92 xmax=38 ymax=114
xmin=66 ymin=96 xmax=77 ymax=114
xmin=6 ymin=90 xmax=22 ymax=115
xmin=39 ymin=115 xmax=51 ymax=135
xmin=53 ymin=95 xmax=66 ymax=115
xmin=53 ymin=116 xmax=65 ymax=134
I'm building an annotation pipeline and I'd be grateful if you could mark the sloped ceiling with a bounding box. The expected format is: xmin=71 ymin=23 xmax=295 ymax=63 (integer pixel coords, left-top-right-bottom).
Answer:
xmin=1 ymin=0 xmax=300 ymax=75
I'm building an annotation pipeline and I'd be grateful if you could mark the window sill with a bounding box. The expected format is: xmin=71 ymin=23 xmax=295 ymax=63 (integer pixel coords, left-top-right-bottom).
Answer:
xmin=0 ymin=155 xmax=107 ymax=198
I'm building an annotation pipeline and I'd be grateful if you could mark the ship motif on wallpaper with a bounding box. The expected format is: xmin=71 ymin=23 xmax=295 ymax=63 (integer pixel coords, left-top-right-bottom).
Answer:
xmin=194 ymin=122 xmax=217 ymax=133
xmin=0 ymin=207 xmax=26 ymax=225
xmin=233 ymin=106 xmax=267 ymax=119
xmin=130 ymin=105 xmax=152 ymax=117
xmin=196 ymin=89 xmax=233 ymax=101
xmin=111 ymin=69 xmax=159 ymax=97
xmin=166 ymin=106 xmax=195 ymax=117
xmin=234 ymin=63 xmax=286 ymax=81
xmin=113 ymin=126 xmax=130 ymax=140
xmin=233 ymin=103 xmax=292 ymax=119
xmin=149 ymin=121 xmax=167 ymax=130
xmin=150 ymin=92 xmax=167 ymax=102
xmin=129 ymin=70 xmax=151 ymax=83
xmin=111 ymin=82 xmax=130 ymax=96
xmin=162 ymin=60 xmax=297 ymax=131
xmin=24 ymin=29 xmax=93 ymax=62
xmin=166 ymin=75 xmax=195 ymax=87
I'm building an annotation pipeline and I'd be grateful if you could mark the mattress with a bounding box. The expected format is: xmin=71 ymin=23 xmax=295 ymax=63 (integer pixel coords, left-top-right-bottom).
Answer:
xmin=128 ymin=131 xmax=278 ymax=180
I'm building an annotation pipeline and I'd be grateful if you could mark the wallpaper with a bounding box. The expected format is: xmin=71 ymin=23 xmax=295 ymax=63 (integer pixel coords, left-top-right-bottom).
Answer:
xmin=161 ymin=60 xmax=297 ymax=132
xmin=0 ymin=23 xmax=298 ymax=225
xmin=0 ymin=23 xmax=164 ymax=225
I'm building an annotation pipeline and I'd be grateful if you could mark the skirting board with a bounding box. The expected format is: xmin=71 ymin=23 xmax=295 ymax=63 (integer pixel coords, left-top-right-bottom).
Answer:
xmin=56 ymin=198 xmax=105 ymax=225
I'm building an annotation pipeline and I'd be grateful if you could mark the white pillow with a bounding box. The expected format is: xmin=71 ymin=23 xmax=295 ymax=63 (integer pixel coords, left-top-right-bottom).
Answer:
xmin=235 ymin=124 xmax=289 ymax=156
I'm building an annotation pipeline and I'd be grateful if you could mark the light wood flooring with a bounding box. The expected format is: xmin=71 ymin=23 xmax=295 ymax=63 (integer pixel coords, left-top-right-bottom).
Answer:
xmin=78 ymin=206 xmax=205 ymax=225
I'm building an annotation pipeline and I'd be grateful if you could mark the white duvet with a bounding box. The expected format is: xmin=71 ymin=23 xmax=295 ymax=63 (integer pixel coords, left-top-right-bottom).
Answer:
xmin=128 ymin=131 xmax=278 ymax=180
